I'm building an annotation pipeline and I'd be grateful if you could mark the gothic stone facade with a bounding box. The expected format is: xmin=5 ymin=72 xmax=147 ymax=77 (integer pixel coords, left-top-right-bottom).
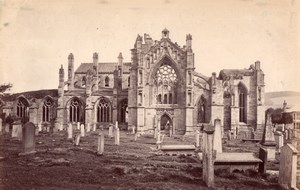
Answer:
xmin=1 ymin=29 xmax=265 ymax=136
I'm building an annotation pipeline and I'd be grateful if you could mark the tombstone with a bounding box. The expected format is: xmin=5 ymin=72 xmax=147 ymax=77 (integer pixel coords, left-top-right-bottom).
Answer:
xmin=156 ymin=131 xmax=161 ymax=145
xmin=67 ymin=123 xmax=73 ymax=139
xmin=134 ymin=132 xmax=138 ymax=142
xmin=108 ymin=125 xmax=113 ymax=138
xmin=114 ymin=127 xmax=120 ymax=145
xmin=202 ymin=124 xmax=215 ymax=188
xmin=19 ymin=122 xmax=36 ymax=155
xmin=195 ymin=130 xmax=200 ymax=147
xmin=153 ymin=127 xmax=157 ymax=139
xmin=38 ymin=122 xmax=42 ymax=132
xmin=261 ymin=114 xmax=276 ymax=161
xmin=12 ymin=124 xmax=21 ymax=138
xmin=213 ymin=119 xmax=222 ymax=153
xmin=86 ymin=123 xmax=91 ymax=133
xmin=274 ymin=131 xmax=284 ymax=152
xmin=74 ymin=134 xmax=81 ymax=146
xmin=115 ymin=121 xmax=118 ymax=129
xmin=0 ymin=118 xmax=2 ymax=134
xmin=132 ymin=126 xmax=135 ymax=134
xmin=5 ymin=123 xmax=10 ymax=133
xmin=80 ymin=124 xmax=85 ymax=137
xmin=92 ymin=123 xmax=96 ymax=132
xmin=97 ymin=133 xmax=104 ymax=155
xmin=227 ymin=130 xmax=232 ymax=140
xmin=279 ymin=144 xmax=298 ymax=189
xmin=77 ymin=122 xmax=80 ymax=130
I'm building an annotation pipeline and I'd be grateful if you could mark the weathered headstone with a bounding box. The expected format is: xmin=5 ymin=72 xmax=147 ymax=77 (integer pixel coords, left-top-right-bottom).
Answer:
xmin=115 ymin=121 xmax=118 ymax=129
xmin=67 ymin=123 xmax=73 ymax=139
xmin=97 ymin=133 xmax=104 ymax=155
xmin=279 ymin=144 xmax=298 ymax=189
xmin=77 ymin=122 xmax=80 ymax=130
xmin=12 ymin=124 xmax=21 ymax=138
xmin=134 ymin=132 xmax=138 ymax=142
xmin=114 ymin=127 xmax=120 ymax=145
xmin=92 ymin=123 xmax=96 ymax=132
xmin=80 ymin=124 xmax=85 ymax=137
xmin=5 ymin=123 xmax=10 ymax=133
xmin=19 ymin=122 xmax=36 ymax=155
xmin=195 ymin=130 xmax=200 ymax=147
xmin=86 ymin=123 xmax=91 ymax=133
xmin=132 ymin=126 xmax=135 ymax=134
xmin=74 ymin=134 xmax=81 ymax=146
xmin=261 ymin=114 xmax=276 ymax=161
xmin=38 ymin=122 xmax=42 ymax=132
xmin=274 ymin=131 xmax=284 ymax=152
xmin=202 ymin=124 xmax=215 ymax=188
xmin=213 ymin=119 xmax=222 ymax=153
xmin=0 ymin=118 xmax=2 ymax=134
xmin=108 ymin=125 xmax=113 ymax=138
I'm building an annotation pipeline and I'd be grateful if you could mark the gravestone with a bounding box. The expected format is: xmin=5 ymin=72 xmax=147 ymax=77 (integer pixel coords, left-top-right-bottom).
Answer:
xmin=115 ymin=121 xmax=118 ymax=129
xmin=80 ymin=124 xmax=85 ymax=137
xmin=261 ymin=114 xmax=276 ymax=161
xmin=132 ymin=126 xmax=135 ymax=134
xmin=12 ymin=123 xmax=22 ymax=138
xmin=74 ymin=134 xmax=81 ymax=146
xmin=86 ymin=123 xmax=91 ymax=133
xmin=19 ymin=122 xmax=36 ymax=155
xmin=38 ymin=122 xmax=42 ymax=132
xmin=0 ymin=118 xmax=2 ymax=134
xmin=77 ymin=122 xmax=80 ymax=130
xmin=5 ymin=123 xmax=10 ymax=133
xmin=195 ymin=130 xmax=200 ymax=147
xmin=67 ymin=123 xmax=73 ymax=139
xmin=213 ymin=119 xmax=222 ymax=153
xmin=154 ymin=127 xmax=157 ymax=139
xmin=134 ymin=132 xmax=138 ymax=142
xmin=92 ymin=123 xmax=96 ymax=132
xmin=114 ymin=127 xmax=120 ymax=145
xmin=274 ymin=131 xmax=284 ymax=152
xmin=108 ymin=125 xmax=113 ymax=138
xmin=97 ymin=133 xmax=104 ymax=155
xmin=279 ymin=144 xmax=298 ymax=189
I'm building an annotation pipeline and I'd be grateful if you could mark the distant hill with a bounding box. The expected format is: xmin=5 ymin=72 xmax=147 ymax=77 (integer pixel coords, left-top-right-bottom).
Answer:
xmin=265 ymin=91 xmax=300 ymax=110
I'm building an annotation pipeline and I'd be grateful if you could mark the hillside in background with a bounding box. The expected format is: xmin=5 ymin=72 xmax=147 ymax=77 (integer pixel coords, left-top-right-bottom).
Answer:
xmin=265 ymin=91 xmax=300 ymax=110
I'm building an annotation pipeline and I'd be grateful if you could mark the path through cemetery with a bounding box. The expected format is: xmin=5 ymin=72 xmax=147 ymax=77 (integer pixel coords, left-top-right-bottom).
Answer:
xmin=0 ymin=129 xmax=281 ymax=190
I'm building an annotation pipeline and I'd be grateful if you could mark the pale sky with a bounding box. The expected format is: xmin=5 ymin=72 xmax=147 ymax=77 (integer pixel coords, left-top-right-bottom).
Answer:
xmin=0 ymin=0 xmax=299 ymax=93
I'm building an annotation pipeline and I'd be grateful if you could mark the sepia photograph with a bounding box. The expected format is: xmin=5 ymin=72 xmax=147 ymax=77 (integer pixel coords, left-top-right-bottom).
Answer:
xmin=0 ymin=0 xmax=300 ymax=189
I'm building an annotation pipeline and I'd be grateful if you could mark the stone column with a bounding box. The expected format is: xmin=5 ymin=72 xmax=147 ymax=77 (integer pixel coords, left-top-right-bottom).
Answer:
xmin=97 ymin=133 xmax=104 ymax=155
xmin=202 ymin=125 xmax=215 ymax=188
xmin=114 ymin=127 xmax=120 ymax=145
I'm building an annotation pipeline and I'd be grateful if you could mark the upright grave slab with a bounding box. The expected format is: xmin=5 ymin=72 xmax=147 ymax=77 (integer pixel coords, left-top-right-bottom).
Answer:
xmin=67 ymin=123 xmax=73 ymax=139
xmin=97 ymin=133 xmax=104 ymax=155
xmin=80 ymin=124 xmax=85 ymax=137
xmin=19 ymin=122 xmax=36 ymax=155
xmin=114 ymin=127 xmax=120 ymax=145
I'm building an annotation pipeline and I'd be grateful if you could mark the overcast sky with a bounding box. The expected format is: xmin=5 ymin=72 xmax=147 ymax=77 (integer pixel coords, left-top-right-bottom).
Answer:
xmin=0 ymin=0 xmax=299 ymax=93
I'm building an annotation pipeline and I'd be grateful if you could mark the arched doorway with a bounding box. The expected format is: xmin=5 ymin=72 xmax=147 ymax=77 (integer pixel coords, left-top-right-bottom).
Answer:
xmin=160 ymin=114 xmax=172 ymax=131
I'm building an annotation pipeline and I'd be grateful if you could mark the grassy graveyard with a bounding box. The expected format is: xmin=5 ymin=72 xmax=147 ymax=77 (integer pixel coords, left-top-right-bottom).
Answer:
xmin=0 ymin=129 xmax=282 ymax=190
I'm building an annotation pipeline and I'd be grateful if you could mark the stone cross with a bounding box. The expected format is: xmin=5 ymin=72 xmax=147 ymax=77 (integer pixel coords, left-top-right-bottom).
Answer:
xmin=202 ymin=125 xmax=215 ymax=188
xmin=97 ymin=133 xmax=104 ymax=155
xmin=74 ymin=134 xmax=81 ymax=146
xmin=92 ymin=123 xmax=96 ymax=132
xmin=213 ymin=119 xmax=222 ymax=153
xmin=80 ymin=124 xmax=85 ymax=137
xmin=67 ymin=123 xmax=73 ymax=139
xmin=108 ymin=125 xmax=113 ymax=138
xmin=114 ymin=127 xmax=120 ymax=145
xmin=86 ymin=123 xmax=91 ymax=133
xmin=195 ymin=130 xmax=200 ymax=147
xmin=19 ymin=122 xmax=36 ymax=155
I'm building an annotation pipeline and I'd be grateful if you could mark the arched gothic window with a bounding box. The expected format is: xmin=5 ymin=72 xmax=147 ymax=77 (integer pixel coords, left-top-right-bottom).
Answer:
xmin=69 ymin=99 xmax=83 ymax=122
xmin=97 ymin=98 xmax=111 ymax=122
xmin=105 ymin=76 xmax=110 ymax=87
xmin=120 ymin=99 xmax=128 ymax=123
xmin=42 ymin=98 xmax=54 ymax=122
xmin=155 ymin=62 xmax=178 ymax=105
xmin=17 ymin=98 xmax=29 ymax=118
xmin=198 ymin=96 xmax=206 ymax=123
xmin=238 ymin=83 xmax=247 ymax=123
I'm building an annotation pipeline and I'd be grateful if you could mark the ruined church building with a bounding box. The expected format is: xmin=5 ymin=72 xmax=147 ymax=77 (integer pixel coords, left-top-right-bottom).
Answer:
xmin=3 ymin=29 xmax=266 ymax=137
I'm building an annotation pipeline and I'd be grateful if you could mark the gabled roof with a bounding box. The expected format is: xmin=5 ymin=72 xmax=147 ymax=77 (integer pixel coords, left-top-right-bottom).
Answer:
xmin=75 ymin=62 xmax=131 ymax=74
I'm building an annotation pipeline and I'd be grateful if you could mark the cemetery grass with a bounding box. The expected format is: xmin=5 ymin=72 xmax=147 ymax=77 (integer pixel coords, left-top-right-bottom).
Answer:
xmin=0 ymin=130 xmax=282 ymax=190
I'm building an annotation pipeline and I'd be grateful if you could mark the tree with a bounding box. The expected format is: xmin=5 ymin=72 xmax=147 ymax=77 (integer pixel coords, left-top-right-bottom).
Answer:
xmin=0 ymin=83 xmax=12 ymax=96
xmin=265 ymin=107 xmax=283 ymax=124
